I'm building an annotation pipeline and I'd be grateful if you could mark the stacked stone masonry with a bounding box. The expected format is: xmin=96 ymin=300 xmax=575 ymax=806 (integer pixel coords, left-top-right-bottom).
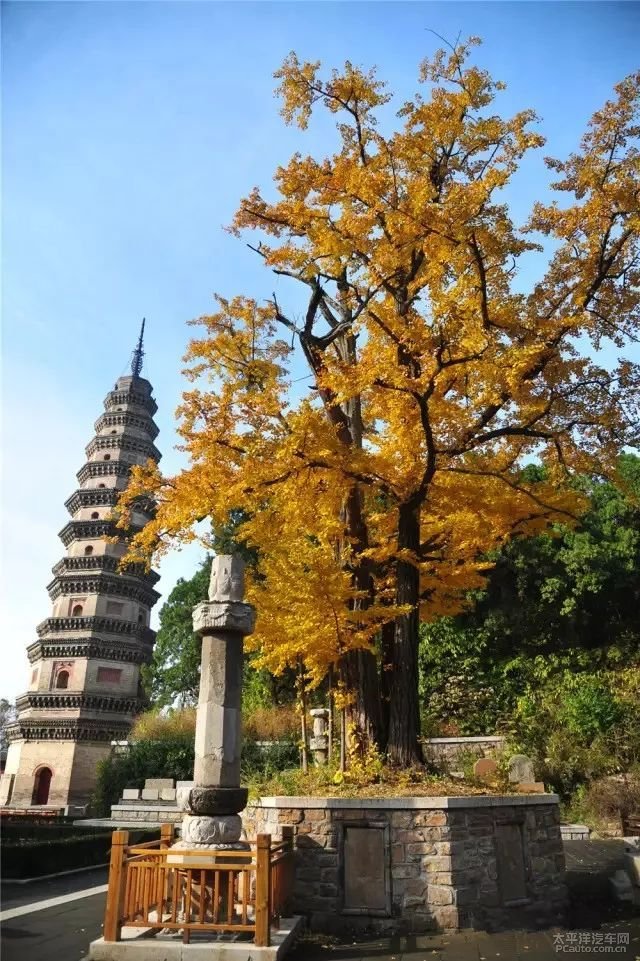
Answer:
xmin=243 ymin=796 xmax=567 ymax=934
xmin=422 ymin=736 xmax=505 ymax=769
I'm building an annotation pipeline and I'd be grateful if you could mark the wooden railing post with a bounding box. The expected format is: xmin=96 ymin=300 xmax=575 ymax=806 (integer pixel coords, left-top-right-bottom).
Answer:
xmin=103 ymin=830 xmax=129 ymax=942
xmin=157 ymin=823 xmax=174 ymax=912
xmin=255 ymin=833 xmax=271 ymax=947
xmin=160 ymin=822 xmax=174 ymax=849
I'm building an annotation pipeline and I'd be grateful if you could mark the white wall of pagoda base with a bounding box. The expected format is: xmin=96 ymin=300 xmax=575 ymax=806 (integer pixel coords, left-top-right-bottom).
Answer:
xmin=1 ymin=740 xmax=112 ymax=809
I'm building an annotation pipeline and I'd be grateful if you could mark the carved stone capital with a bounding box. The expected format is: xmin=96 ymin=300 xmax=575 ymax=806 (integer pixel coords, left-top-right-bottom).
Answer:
xmin=192 ymin=600 xmax=255 ymax=637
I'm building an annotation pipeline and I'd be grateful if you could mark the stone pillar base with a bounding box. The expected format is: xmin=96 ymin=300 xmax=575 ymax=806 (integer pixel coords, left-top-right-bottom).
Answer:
xmin=181 ymin=813 xmax=242 ymax=846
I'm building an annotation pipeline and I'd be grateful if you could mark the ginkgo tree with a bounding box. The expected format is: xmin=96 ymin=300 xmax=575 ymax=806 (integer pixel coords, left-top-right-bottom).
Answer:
xmin=121 ymin=38 xmax=640 ymax=765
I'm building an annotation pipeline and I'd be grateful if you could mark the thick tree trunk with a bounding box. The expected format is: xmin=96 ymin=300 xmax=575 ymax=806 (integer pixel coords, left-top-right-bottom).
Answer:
xmin=327 ymin=666 xmax=334 ymax=762
xmin=387 ymin=500 xmax=423 ymax=765
xmin=301 ymin=328 xmax=382 ymax=753
xmin=339 ymin=646 xmax=383 ymax=753
xmin=379 ymin=620 xmax=395 ymax=752
xmin=340 ymin=481 xmax=383 ymax=753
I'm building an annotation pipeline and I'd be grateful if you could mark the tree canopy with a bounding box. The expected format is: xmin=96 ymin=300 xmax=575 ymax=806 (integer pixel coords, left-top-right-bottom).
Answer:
xmin=419 ymin=453 xmax=640 ymax=736
xmin=463 ymin=452 xmax=640 ymax=658
xmin=121 ymin=39 xmax=640 ymax=763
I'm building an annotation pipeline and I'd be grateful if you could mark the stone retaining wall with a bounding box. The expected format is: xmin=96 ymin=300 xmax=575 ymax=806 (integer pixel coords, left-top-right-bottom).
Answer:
xmin=422 ymin=736 xmax=505 ymax=769
xmin=243 ymin=795 xmax=566 ymax=934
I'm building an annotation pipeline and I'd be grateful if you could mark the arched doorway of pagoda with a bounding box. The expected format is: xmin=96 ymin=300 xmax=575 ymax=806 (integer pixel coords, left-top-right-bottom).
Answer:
xmin=32 ymin=766 xmax=53 ymax=805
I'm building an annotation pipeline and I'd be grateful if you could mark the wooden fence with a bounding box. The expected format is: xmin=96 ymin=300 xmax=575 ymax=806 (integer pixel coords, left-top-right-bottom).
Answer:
xmin=103 ymin=823 xmax=294 ymax=947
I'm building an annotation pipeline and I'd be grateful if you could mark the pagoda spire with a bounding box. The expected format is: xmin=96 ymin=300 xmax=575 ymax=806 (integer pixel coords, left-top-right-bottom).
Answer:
xmin=130 ymin=318 xmax=146 ymax=378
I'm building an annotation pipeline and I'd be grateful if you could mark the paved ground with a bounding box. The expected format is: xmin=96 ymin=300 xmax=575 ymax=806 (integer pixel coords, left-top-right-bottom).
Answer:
xmin=288 ymin=923 xmax=640 ymax=960
xmin=1 ymin=867 xmax=107 ymax=961
xmin=1 ymin=843 xmax=639 ymax=961
xmin=2 ymin=893 xmax=105 ymax=961
xmin=0 ymin=866 xmax=108 ymax=911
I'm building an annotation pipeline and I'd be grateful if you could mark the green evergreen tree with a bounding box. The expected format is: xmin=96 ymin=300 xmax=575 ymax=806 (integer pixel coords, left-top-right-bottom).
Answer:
xmin=143 ymin=557 xmax=211 ymax=707
xmin=420 ymin=454 xmax=640 ymax=734
xmin=144 ymin=515 xmax=295 ymax=708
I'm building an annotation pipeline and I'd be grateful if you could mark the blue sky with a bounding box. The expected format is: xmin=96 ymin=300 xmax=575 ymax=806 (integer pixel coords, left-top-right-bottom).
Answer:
xmin=2 ymin=1 xmax=639 ymax=702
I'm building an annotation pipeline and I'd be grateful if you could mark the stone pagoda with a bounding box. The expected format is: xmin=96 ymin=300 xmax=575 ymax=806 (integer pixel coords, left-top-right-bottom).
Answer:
xmin=0 ymin=322 xmax=161 ymax=813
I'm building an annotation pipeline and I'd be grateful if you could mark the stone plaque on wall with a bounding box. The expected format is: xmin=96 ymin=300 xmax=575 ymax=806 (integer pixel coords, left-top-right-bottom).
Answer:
xmin=495 ymin=822 xmax=528 ymax=902
xmin=342 ymin=824 xmax=390 ymax=914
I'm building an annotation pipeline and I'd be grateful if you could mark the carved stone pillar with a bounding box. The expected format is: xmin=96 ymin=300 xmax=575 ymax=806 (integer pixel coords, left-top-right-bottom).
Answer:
xmin=173 ymin=555 xmax=255 ymax=851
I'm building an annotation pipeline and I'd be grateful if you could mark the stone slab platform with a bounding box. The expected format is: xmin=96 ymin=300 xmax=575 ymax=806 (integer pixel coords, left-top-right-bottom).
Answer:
xmin=108 ymin=804 xmax=183 ymax=823
xmin=77 ymin=818 xmax=178 ymax=830
xmin=561 ymin=823 xmax=590 ymax=840
xmin=88 ymin=917 xmax=303 ymax=961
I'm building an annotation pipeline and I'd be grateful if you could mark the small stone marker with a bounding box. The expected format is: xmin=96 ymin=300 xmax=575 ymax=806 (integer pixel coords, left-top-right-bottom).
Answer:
xmin=473 ymin=757 xmax=498 ymax=780
xmin=508 ymin=754 xmax=535 ymax=784
xmin=516 ymin=782 xmax=546 ymax=794
xmin=122 ymin=788 xmax=140 ymax=800
xmin=141 ymin=788 xmax=160 ymax=801
xmin=160 ymin=788 xmax=177 ymax=802
xmin=144 ymin=778 xmax=175 ymax=789
xmin=309 ymin=708 xmax=330 ymax=765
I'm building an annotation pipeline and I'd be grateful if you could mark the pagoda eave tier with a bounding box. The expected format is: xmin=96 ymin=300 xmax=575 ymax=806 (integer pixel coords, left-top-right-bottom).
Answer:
xmin=58 ymin=518 xmax=147 ymax=547
xmin=15 ymin=691 xmax=143 ymax=714
xmin=46 ymin=573 xmax=160 ymax=607
xmin=77 ymin=460 xmax=131 ymax=484
xmin=105 ymin=383 xmax=158 ymax=416
xmin=64 ymin=488 xmax=120 ymax=513
xmin=64 ymin=489 xmax=156 ymax=517
xmin=36 ymin=616 xmax=155 ymax=644
xmin=94 ymin=410 xmax=159 ymax=440
xmin=84 ymin=435 xmax=160 ymax=462
xmin=51 ymin=554 xmax=159 ymax=584
xmin=7 ymin=717 xmax=134 ymax=743
xmin=27 ymin=638 xmax=153 ymax=665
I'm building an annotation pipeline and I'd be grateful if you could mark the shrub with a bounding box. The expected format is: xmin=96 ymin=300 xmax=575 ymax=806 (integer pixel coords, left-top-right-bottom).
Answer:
xmin=92 ymin=731 xmax=195 ymax=816
xmin=584 ymin=773 xmax=640 ymax=827
xmin=241 ymin=735 xmax=300 ymax=778
xmin=92 ymin=706 xmax=301 ymax=816
xmin=1 ymin=827 xmax=156 ymax=879
xmin=1 ymin=822 xmax=108 ymax=842
xmin=243 ymin=705 xmax=298 ymax=740
xmin=131 ymin=709 xmax=196 ymax=741
xmin=561 ymin=677 xmax=624 ymax=740
xmin=509 ymin=669 xmax=640 ymax=797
